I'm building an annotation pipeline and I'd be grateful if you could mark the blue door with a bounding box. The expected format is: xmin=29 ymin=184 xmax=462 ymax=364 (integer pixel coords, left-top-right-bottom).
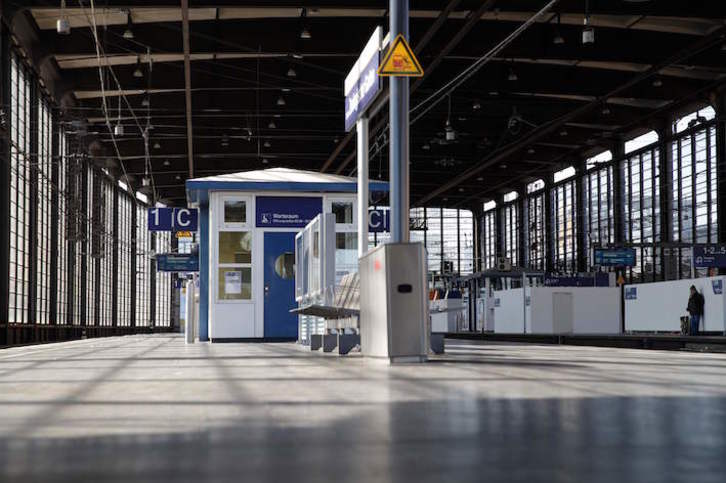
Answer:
xmin=263 ymin=232 xmax=298 ymax=338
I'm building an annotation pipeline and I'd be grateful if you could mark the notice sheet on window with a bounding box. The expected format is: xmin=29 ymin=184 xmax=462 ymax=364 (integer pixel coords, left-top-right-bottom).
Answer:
xmin=224 ymin=271 xmax=242 ymax=294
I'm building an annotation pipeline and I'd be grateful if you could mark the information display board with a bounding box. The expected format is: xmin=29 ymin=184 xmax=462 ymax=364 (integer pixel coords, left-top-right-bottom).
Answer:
xmin=693 ymin=245 xmax=726 ymax=268
xmin=593 ymin=247 xmax=636 ymax=267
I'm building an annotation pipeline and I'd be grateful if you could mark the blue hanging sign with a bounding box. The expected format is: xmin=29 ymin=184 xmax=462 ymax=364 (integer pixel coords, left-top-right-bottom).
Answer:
xmin=148 ymin=207 xmax=198 ymax=232
xmin=156 ymin=254 xmax=199 ymax=272
xmin=693 ymin=245 xmax=726 ymax=268
xmin=256 ymin=196 xmax=323 ymax=228
xmin=368 ymin=208 xmax=390 ymax=233
xmin=544 ymin=273 xmax=610 ymax=287
xmin=593 ymin=247 xmax=636 ymax=267
xmin=344 ymin=27 xmax=382 ymax=132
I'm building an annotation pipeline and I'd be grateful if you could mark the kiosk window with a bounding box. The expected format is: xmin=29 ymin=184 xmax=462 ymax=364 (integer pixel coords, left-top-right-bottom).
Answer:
xmin=219 ymin=232 xmax=252 ymax=263
xmin=217 ymin=268 xmax=251 ymax=300
xmin=332 ymin=201 xmax=354 ymax=224
xmin=224 ymin=200 xmax=247 ymax=223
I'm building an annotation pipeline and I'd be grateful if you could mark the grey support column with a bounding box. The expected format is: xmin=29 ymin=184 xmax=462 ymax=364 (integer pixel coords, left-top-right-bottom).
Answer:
xmin=612 ymin=138 xmax=626 ymax=246
xmin=0 ymin=22 xmax=10 ymax=346
xmin=654 ymin=117 xmax=674 ymax=279
xmin=389 ymin=0 xmax=410 ymax=243
xmin=575 ymin=163 xmax=588 ymax=272
xmin=517 ymin=186 xmax=527 ymax=269
xmin=713 ymin=92 xmax=726 ymax=247
xmin=543 ymin=174 xmax=554 ymax=273
xmin=357 ymin=116 xmax=369 ymax=257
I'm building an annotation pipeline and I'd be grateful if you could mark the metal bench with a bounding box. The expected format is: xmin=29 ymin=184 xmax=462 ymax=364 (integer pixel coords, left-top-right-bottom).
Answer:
xmin=291 ymin=273 xmax=361 ymax=355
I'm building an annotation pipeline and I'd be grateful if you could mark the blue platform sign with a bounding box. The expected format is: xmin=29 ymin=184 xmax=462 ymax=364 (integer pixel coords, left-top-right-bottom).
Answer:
xmin=544 ymin=273 xmax=610 ymax=287
xmin=593 ymin=247 xmax=636 ymax=267
xmin=625 ymin=287 xmax=637 ymax=300
xmin=344 ymin=27 xmax=382 ymax=132
xmin=693 ymin=245 xmax=726 ymax=268
xmin=368 ymin=208 xmax=390 ymax=233
xmin=148 ymin=207 xmax=198 ymax=232
xmin=156 ymin=254 xmax=199 ymax=272
xmin=712 ymin=279 xmax=723 ymax=295
xmin=256 ymin=196 xmax=323 ymax=228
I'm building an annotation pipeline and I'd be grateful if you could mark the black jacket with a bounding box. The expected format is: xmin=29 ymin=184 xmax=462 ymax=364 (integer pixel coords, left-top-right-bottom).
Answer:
xmin=687 ymin=292 xmax=705 ymax=316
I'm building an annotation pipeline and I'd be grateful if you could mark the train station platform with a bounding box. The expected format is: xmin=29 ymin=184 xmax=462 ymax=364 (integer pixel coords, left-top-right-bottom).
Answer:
xmin=448 ymin=332 xmax=726 ymax=352
xmin=1 ymin=335 xmax=726 ymax=482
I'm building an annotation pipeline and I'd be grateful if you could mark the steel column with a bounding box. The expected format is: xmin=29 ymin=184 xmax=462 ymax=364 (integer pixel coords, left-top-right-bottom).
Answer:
xmin=389 ymin=0 xmax=410 ymax=243
xmin=0 ymin=21 xmax=10 ymax=345
xmin=356 ymin=116 xmax=369 ymax=256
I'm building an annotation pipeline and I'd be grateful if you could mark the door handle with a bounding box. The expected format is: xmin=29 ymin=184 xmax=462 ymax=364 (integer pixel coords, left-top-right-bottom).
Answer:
xmin=264 ymin=284 xmax=270 ymax=296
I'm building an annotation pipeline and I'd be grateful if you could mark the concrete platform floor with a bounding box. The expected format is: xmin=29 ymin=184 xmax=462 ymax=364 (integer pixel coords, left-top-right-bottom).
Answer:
xmin=1 ymin=334 xmax=726 ymax=483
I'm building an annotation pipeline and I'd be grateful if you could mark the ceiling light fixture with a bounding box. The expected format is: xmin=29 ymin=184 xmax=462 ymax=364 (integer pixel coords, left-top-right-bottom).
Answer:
xmin=527 ymin=147 xmax=535 ymax=155
xmin=141 ymin=96 xmax=150 ymax=107
xmin=221 ymin=134 xmax=229 ymax=147
xmin=472 ymin=100 xmax=481 ymax=110
xmin=57 ymin=0 xmax=70 ymax=35
xmin=133 ymin=57 xmax=143 ymax=78
xmin=601 ymin=105 xmax=611 ymax=115
xmin=560 ymin=129 xmax=568 ymax=136
xmin=114 ymin=91 xmax=124 ymax=136
xmin=287 ymin=66 xmax=297 ymax=78
xmin=268 ymin=120 xmax=276 ymax=129
xmin=299 ymin=8 xmax=312 ymax=39
xmin=123 ymin=11 xmax=134 ymax=40
xmin=652 ymin=78 xmax=663 ymax=87
xmin=422 ymin=143 xmax=430 ymax=150
xmin=264 ymin=140 xmax=271 ymax=148
xmin=582 ymin=4 xmax=595 ymax=45
xmin=553 ymin=13 xmax=564 ymax=45
xmin=163 ymin=159 xmax=170 ymax=166
xmin=277 ymin=96 xmax=286 ymax=106
xmin=262 ymin=158 xmax=269 ymax=164
xmin=508 ymin=68 xmax=518 ymax=82
xmin=153 ymin=141 xmax=161 ymax=149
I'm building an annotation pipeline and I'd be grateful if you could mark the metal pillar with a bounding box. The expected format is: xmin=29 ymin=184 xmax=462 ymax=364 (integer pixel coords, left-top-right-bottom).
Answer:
xmin=198 ymin=203 xmax=210 ymax=341
xmin=575 ymin=164 xmax=588 ymax=272
xmin=389 ymin=0 xmax=410 ymax=243
xmin=357 ymin=116 xmax=369 ymax=257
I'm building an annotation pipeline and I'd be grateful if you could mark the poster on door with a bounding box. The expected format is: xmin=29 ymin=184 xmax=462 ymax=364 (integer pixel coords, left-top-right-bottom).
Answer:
xmin=224 ymin=271 xmax=242 ymax=294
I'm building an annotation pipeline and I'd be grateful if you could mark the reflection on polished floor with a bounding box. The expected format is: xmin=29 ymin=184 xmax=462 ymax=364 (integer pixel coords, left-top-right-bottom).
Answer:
xmin=1 ymin=334 xmax=725 ymax=482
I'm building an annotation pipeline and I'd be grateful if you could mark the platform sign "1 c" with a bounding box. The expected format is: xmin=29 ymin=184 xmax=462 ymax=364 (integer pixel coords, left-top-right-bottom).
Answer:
xmin=148 ymin=207 xmax=198 ymax=232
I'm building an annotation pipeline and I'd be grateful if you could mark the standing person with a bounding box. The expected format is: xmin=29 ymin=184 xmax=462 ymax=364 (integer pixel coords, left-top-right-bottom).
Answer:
xmin=686 ymin=285 xmax=705 ymax=335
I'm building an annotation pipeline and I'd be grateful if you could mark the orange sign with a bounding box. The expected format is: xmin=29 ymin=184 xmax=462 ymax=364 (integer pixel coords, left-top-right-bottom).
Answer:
xmin=377 ymin=34 xmax=423 ymax=77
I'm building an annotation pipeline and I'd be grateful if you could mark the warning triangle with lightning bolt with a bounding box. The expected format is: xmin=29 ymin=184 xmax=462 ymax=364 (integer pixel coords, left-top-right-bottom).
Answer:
xmin=377 ymin=34 xmax=424 ymax=77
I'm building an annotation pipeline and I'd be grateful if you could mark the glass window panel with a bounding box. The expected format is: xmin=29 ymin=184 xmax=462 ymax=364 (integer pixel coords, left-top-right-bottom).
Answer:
xmin=332 ymin=202 xmax=354 ymax=224
xmin=219 ymin=232 xmax=252 ymax=264
xmin=224 ymin=200 xmax=247 ymax=223
xmin=218 ymin=268 xmax=252 ymax=300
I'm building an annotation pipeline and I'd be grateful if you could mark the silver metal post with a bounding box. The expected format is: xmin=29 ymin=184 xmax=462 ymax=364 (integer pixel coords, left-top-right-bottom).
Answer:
xmin=389 ymin=0 xmax=409 ymax=243
xmin=522 ymin=272 xmax=528 ymax=334
xmin=357 ymin=117 xmax=369 ymax=257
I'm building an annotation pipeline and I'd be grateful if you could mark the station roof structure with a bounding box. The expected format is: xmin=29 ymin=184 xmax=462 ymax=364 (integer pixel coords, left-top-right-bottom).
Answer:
xmin=7 ymin=1 xmax=726 ymax=208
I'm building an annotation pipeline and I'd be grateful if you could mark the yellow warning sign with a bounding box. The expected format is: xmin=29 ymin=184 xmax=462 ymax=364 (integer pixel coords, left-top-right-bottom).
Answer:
xmin=176 ymin=231 xmax=193 ymax=239
xmin=617 ymin=275 xmax=626 ymax=286
xmin=377 ymin=34 xmax=424 ymax=77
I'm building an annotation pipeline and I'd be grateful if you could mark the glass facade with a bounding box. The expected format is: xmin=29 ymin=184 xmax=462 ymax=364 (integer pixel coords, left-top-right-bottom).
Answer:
xmin=3 ymin=50 xmax=175 ymax=338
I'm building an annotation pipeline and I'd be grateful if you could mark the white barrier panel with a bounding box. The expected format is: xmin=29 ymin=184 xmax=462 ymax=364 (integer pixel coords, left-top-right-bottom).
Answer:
xmin=494 ymin=287 xmax=621 ymax=334
xmin=625 ymin=276 xmax=726 ymax=332
xmin=493 ymin=288 xmax=530 ymax=333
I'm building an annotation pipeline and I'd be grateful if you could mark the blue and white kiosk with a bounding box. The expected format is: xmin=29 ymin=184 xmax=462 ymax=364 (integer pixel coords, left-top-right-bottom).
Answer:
xmin=185 ymin=167 xmax=388 ymax=342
